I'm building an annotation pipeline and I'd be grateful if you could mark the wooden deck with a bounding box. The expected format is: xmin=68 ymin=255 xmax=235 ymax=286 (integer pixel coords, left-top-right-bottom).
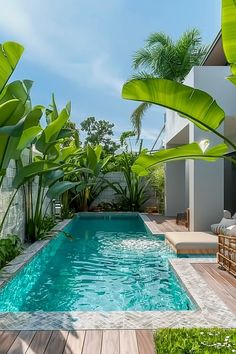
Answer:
xmin=0 ymin=329 xmax=155 ymax=354
xmin=146 ymin=214 xmax=188 ymax=233
xmin=193 ymin=263 xmax=236 ymax=315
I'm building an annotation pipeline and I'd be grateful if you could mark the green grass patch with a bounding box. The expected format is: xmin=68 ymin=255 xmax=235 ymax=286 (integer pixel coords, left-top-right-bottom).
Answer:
xmin=154 ymin=328 xmax=236 ymax=354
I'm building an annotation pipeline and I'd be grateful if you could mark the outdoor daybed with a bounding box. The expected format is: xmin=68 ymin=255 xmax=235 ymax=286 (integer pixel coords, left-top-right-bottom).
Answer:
xmin=165 ymin=232 xmax=218 ymax=255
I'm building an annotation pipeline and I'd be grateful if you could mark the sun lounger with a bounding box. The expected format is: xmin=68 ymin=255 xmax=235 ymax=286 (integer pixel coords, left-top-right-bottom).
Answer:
xmin=165 ymin=232 xmax=218 ymax=254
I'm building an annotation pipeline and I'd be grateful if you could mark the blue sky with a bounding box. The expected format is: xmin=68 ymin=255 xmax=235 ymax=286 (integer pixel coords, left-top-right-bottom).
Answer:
xmin=0 ymin=0 xmax=221 ymax=148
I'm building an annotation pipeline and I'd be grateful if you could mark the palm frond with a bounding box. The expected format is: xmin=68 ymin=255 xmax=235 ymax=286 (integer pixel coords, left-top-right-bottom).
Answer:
xmin=177 ymin=29 xmax=202 ymax=49
xmin=130 ymin=71 xmax=153 ymax=80
xmin=132 ymin=48 xmax=153 ymax=70
xmin=146 ymin=32 xmax=173 ymax=47
xmin=130 ymin=28 xmax=208 ymax=134
xmin=131 ymin=102 xmax=152 ymax=139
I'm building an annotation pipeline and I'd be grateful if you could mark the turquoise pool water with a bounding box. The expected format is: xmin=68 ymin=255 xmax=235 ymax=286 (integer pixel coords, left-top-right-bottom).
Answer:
xmin=0 ymin=214 xmax=195 ymax=312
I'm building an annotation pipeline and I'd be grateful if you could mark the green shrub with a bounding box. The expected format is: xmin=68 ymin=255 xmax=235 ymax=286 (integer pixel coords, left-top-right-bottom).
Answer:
xmin=0 ymin=235 xmax=22 ymax=269
xmin=38 ymin=215 xmax=56 ymax=237
xmin=61 ymin=206 xmax=75 ymax=219
xmin=154 ymin=328 xmax=236 ymax=354
xmin=149 ymin=164 xmax=165 ymax=214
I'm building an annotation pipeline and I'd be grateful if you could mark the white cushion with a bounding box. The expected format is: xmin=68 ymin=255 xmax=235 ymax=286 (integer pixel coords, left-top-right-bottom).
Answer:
xmin=211 ymin=218 xmax=236 ymax=235
xmin=224 ymin=210 xmax=232 ymax=219
xmin=219 ymin=217 xmax=236 ymax=227
xmin=232 ymin=212 xmax=236 ymax=219
xmin=211 ymin=223 xmax=227 ymax=235
xmin=225 ymin=225 xmax=236 ymax=237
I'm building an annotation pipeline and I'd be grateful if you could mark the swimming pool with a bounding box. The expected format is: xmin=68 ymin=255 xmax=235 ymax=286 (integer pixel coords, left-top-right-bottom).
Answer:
xmin=0 ymin=213 xmax=195 ymax=312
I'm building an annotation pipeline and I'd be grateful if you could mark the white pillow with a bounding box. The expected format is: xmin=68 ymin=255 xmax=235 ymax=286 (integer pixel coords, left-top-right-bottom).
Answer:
xmin=225 ymin=225 xmax=236 ymax=237
xmin=232 ymin=212 xmax=236 ymax=219
xmin=219 ymin=217 xmax=236 ymax=227
xmin=211 ymin=223 xmax=227 ymax=235
xmin=224 ymin=210 xmax=232 ymax=219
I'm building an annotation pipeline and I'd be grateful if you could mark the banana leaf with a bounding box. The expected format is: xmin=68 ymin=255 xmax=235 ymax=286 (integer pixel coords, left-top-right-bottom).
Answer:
xmin=54 ymin=144 xmax=79 ymax=163
xmin=0 ymin=42 xmax=24 ymax=94
xmin=36 ymin=107 xmax=70 ymax=156
xmin=0 ymin=107 xmax=43 ymax=172
xmin=42 ymin=169 xmax=64 ymax=188
xmin=122 ymin=78 xmax=225 ymax=131
xmin=47 ymin=181 xmax=80 ymax=199
xmin=13 ymin=161 xmax=60 ymax=188
xmin=132 ymin=142 xmax=228 ymax=176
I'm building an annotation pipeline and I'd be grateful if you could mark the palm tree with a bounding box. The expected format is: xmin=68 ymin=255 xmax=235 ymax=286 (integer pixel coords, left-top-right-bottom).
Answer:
xmin=131 ymin=29 xmax=208 ymax=138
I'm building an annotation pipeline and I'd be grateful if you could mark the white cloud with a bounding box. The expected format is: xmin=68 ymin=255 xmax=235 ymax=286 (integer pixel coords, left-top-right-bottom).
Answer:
xmin=91 ymin=55 xmax=124 ymax=95
xmin=0 ymin=0 xmax=124 ymax=95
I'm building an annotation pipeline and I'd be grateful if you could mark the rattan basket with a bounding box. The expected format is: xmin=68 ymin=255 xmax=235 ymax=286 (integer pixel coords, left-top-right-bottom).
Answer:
xmin=217 ymin=234 xmax=236 ymax=277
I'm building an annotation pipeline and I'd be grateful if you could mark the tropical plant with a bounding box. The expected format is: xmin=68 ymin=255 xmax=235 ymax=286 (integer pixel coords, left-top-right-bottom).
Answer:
xmin=106 ymin=152 xmax=150 ymax=211
xmin=149 ymin=164 xmax=165 ymax=214
xmin=0 ymin=42 xmax=43 ymax=234
xmin=13 ymin=97 xmax=80 ymax=241
xmin=0 ymin=235 xmax=22 ymax=269
xmin=120 ymin=130 xmax=136 ymax=152
xmin=38 ymin=215 xmax=56 ymax=235
xmin=63 ymin=145 xmax=111 ymax=211
xmin=131 ymin=29 xmax=208 ymax=137
xmin=122 ymin=0 xmax=236 ymax=174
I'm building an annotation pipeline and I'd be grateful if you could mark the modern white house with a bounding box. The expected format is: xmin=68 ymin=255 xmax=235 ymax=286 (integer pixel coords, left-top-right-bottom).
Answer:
xmin=164 ymin=33 xmax=236 ymax=231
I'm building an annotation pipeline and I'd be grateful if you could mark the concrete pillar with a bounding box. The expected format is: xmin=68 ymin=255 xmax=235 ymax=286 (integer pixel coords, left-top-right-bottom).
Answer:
xmin=188 ymin=124 xmax=224 ymax=231
xmin=165 ymin=161 xmax=186 ymax=216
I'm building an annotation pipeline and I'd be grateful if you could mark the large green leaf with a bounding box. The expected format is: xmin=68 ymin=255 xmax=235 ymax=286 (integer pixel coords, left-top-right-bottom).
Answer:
xmin=0 ymin=107 xmax=43 ymax=170
xmin=94 ymin=145 xmax=102 ymax=160
xmin=47 ymin=181 xmax=79 ymax=198
xmin=0 ymin=80 xmax=33 ymax=130
xmin=122 ymin=78 xmax=225 ymax=131
xmin=13 ymin=161 xmax=60 ymax=188
xmin=0 ymin=99 xmax=22 ymax=126
xmin=42 ymin=169 xmax=64 ymax=187
xmin=0 ymin=80 xmax=33 ymax=106
xmin=14 ymin=107 xmax=43 ymax=153
xmin=36 ymin=107 xmax=70 ymax=155
xmin=0 ymin=100 xmax=23 ymax=173
xmin=132 ymin=142 xmax=228 ymax=176
xmin=222 ymin=0 xmax=236 ymax=84
xmin=86 ymin=145 xmax=98 ymax=170
xmin=54 ymin=144 xmax=79 ymax=163
xmin=0 ymin=42 xmax=24 ymax=94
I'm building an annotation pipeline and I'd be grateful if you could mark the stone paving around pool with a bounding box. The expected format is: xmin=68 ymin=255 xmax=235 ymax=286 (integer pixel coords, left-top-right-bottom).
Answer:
xmin=0 ymin=215 xmax=235 ymax=330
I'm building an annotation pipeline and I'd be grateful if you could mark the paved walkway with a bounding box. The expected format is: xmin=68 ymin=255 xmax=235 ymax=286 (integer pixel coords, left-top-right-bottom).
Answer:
xmin=0 ymin=329 xmax=156 ymax=354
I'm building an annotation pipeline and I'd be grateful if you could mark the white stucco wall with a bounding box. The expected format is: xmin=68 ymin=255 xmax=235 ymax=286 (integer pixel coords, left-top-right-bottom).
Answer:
xmin=92 ymin=172 xmax=157 ymax=210
xmin=165 ymin=161 xmax=186 ymax=216
xmin=165 ymin=66 xmax=236 ymax=230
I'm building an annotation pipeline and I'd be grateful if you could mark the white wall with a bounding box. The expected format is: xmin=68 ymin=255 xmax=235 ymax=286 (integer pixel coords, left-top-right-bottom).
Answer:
xmin=165 ymin=66 xmax=236 ymax=230
xmin=188 ymin=66 xmax=236 ymax=230
xmin=165 ymin=161 xmax=186 ymax=216
xmin=165 ymin=109 xmax=189 ymax=144
xmin=92 ymin=172 xmax=157 ymax=210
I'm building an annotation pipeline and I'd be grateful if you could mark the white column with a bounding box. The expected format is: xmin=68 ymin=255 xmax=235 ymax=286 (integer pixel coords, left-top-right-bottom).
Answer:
xmin=165 ymin=161 xmax=186 ymax=216
xmin=188 ymin=123 xmax=224 ymax=231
